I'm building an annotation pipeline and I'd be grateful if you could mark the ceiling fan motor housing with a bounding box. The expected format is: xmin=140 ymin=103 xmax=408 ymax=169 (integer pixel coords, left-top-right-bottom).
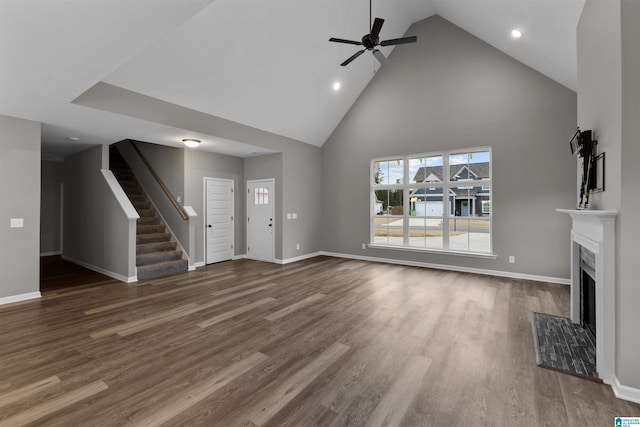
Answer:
xmin=362 ymin=34 xmax=378 ymax=50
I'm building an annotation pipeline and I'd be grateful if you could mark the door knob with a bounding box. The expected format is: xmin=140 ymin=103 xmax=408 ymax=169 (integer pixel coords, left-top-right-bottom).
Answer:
xmin=268 ymin=224 xmax=273 ymax=227
xmin=208 ymin=225 xmax=212 ymax=228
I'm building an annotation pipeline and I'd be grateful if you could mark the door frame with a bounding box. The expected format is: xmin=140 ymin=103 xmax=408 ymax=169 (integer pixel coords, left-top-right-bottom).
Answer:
xmin=246 ymin=178 xmax=275 ymax=262
xmin=203 ymin=177 xmax=235 ymax=265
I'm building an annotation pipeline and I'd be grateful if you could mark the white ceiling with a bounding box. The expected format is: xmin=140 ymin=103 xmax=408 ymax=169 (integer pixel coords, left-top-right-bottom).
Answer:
xmin=0 ymin=0 xmax=584 ymax=159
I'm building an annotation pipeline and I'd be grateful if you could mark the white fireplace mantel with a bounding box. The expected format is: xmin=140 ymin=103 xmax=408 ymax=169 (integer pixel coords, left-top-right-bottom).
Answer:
xmin=557 ymin=209 xmax=617 ymax=384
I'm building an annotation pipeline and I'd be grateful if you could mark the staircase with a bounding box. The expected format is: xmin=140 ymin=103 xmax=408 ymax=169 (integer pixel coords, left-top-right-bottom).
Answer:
xmin=109 ymin=147 xmax=188 ymax=281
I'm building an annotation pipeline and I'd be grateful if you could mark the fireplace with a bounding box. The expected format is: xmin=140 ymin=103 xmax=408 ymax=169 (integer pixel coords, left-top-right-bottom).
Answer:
xmin=580 ymin=246 xmax=596 ymax=340
xmin=557 ymin=209 xmax=617 ymax=384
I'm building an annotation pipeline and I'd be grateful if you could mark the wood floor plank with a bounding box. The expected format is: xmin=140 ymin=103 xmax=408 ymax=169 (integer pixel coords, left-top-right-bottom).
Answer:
xmin=264 ymin=293 xmax=326 ymax=321
xmin=366 ymin=355 xmax=432 ymax=427
xmin=0 ymin=380 xmax=108 ymax=426
xmin=197 ymin=297 xmax=276 ymax=329
xmin=127 ymin=352 xmax=268 ymax=427
xmin=0 ymin=376 xmax=60 ymax=409
xmin=245 ymin=342 xmax=350 ymax=426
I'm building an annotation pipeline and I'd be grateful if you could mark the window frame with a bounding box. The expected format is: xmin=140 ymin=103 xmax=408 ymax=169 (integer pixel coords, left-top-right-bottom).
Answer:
xmin=370 ymin=147 xmax=495 ymax=257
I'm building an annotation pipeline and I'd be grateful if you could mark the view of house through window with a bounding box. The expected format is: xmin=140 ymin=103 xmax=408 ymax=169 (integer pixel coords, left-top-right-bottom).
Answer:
xmin=371 ymin=148 xmax=492 ymax=254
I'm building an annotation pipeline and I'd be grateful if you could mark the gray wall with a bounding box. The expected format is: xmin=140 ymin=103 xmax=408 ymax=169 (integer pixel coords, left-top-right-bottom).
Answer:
xmin=321 ymin=16 xmax=577 ymax=279
xmin=579 ymin=0 xmax=640 ymax=392
xmin=134 ymin=141 xmax=185 ymax=202
xmin=0 ymin=115 xmax=41 ymax=299
xmin=184 ymin=148 xmax=245 ymax=263
xmin=41 ymin=160 xmax=64 ymax=254
xmin=63 ymin=145 xmax=135 ymax=280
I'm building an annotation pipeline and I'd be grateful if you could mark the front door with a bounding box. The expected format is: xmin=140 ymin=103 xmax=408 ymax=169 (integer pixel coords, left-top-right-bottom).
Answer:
xmin=205 ymin=178 xmax=234 ymax=264
xmin=246 ymin=179 xmax=275 ymax=262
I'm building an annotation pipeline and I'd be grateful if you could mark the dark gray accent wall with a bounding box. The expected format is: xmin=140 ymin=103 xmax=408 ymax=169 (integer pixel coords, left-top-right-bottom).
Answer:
xmin=321 ymin=16 xmax=577 ymax=279
xmin=41 ymin=160 xmax=64 ymax=254
xmin=0 ymin=115 xmax=41 ymax=299
xmin=579 ymin=0 xmax=640 ymax=392
xmin=184 ymin=149 xmax=245 ymax=263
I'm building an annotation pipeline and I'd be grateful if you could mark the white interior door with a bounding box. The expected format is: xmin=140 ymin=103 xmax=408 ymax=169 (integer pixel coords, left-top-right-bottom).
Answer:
xmin=247 ymin=179 xmax=275 ymax=262
xmin=205 ymin=178 xmax=234 ymax=264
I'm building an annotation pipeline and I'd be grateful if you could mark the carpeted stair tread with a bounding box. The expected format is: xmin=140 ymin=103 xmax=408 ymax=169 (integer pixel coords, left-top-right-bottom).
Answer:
xmin=136 ymin=241 xmax=177 ymax=255
xmin=136 ymin=208 xmax=155 ymax=217
xmin=137 ymin=224 xmax=166 ymax=235
xmin=137 ymin=250 xmax=183 ymax=266
xmin=138 ymin=216 xmax=159 ymax=226
xmin=136 ymin=233 xmax=172 ymax=244
xmin=137 ymin=259 xmax=188 ymax=281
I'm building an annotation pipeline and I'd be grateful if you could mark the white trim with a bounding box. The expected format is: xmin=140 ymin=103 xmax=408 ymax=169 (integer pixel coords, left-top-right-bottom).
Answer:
xmin=232 ymin=254 xmax=246 ymax=260
xmin=275 ymin=252 xmax=322 ymax=265
xmin=321 ymin=251 xmax=570 ymax=285
xmin=100 ymin=169 xmax=139 ymax=220
xmin=40 ymin=251 xmax=62 ymax=257
xmin=62 ymin=255 xmax=137 ymax=283
xmin=0 ymin=292 xmax=41 ymax=306
xmin=193 ymin=261 xmax=205 ymax=268
xmin=612 ymin=376 xmax=640 ymax=404
xmin=367 ymin=244 xmax=497 ymax=259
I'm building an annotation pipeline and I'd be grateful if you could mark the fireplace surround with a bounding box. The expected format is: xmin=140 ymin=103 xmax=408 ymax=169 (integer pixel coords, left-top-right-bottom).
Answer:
xmin=557 ymin=209 xmax=617 ymax=384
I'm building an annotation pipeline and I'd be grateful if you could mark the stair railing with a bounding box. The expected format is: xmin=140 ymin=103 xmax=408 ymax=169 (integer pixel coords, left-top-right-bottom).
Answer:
xmin=130 ymin=142 xmax=188 ymax=220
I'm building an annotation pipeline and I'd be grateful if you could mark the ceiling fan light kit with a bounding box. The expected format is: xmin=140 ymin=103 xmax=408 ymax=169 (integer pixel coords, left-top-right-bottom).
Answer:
xmin=329 ymin=0 xmax=417 ymax=67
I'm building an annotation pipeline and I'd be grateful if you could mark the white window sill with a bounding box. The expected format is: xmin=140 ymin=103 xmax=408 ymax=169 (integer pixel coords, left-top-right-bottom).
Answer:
xmin=367 ymin=244 xmax=497 ymax=259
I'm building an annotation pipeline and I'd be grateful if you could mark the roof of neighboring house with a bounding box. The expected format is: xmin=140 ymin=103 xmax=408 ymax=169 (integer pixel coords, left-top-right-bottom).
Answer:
xmin=413 ymin=162 xmax=490 ymax=183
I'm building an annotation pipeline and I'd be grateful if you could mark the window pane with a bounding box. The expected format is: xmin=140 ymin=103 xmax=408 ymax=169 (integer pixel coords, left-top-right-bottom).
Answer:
xmin=449 ymin=151 xmax=490 ymax=183
xmin=408 ymin=217 xmax=443 ymax=249
xmin=469 ymin=219 xmax=491 ymax=253
xmin=409 ymin=188 xmax=443 ymax=217
xmin=254 ymin=187 xmax=269 ymax=205
xmin=373 ymin=217 xmax=404 ymax=246
xmin=410 ymin=155 xmax=443 ymax=183
xmin=449 ymin=218 xmax=470 ymax=251
xmin=374 ymin=189 xmax=404 ymax=216
xmin=373 ymin=159 xmax=404 ymax=185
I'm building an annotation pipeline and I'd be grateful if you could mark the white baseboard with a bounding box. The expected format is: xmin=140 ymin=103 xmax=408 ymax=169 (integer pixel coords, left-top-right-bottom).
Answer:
xmin=612 ymin=376 xmax=640 ymax=404
xmin=40 ymin=251 xmax=62 ymax=257
xmin=62 ymin=256 xmax=137 ymax=283
xmin=320 ymin=251 xmax=570 ymax=285
xmin=193 ymin=261 xmax=205 ymax=268
xmin=232 ymin=254 xmax=247 ymax=260
xmin=276 ymin=252 xmax=323 ymax=265
xmin=0 ymin=292 xmax=41 ymax=306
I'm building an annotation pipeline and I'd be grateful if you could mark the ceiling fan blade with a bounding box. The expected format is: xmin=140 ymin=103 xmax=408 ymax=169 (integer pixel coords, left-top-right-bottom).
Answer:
xmin=372 ymin=49 xmax=389 ymax=66
xmin=329 ymin=37 xmax=362 ymax=46
xmin=340 ymin=49 xmax=365 ymax=66
xmin=380 ymin=35 xmax=417 ymax=46
xmin=370 ymin=17 xmax=384 ymax=40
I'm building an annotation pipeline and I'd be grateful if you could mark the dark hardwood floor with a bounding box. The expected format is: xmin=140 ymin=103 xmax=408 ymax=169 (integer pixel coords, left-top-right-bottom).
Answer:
xmin=1 ymin=256 xmax=638 ymax=426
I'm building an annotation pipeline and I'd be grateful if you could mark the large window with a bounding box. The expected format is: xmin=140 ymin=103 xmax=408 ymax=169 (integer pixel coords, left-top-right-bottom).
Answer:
xmin=371 ymin=148 xmax=492 ymax=255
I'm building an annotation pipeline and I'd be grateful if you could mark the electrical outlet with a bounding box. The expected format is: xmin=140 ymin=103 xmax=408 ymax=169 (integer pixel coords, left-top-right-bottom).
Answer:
xmin=292 ymin=213 xmax=297 ymax=219
xmin=362 ymin=243 xmax=366 ymax=249
xmin=287 ymin=213 xmax=292 ymax=219
xmin=509 ymin=256 xmax=515 ymax=264
xmin=10 ymin=218 xmax=24 ymax=228
xmin=296 ymin=243 xmax=300 ymax=250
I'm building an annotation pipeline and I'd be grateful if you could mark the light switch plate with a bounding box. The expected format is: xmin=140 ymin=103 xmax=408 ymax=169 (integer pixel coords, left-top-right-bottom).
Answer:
xmin=10 ymin=218 xmax=24 ymax=228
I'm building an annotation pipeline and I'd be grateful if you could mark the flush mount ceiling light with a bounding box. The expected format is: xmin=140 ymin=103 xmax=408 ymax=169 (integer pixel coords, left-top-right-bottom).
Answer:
xmin=182 ymin=138 xmax=201 ymax=148
xmin=511 ymin=29 xmax=522 ymax=39
xmin=66 ymin=136 xmax=80 ymax=141
xmin=333 ymin=81 xmax=341 ymax=91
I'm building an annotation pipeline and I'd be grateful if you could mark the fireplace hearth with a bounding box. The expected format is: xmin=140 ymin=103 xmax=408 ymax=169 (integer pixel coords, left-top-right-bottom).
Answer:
xmin=557 ymin=209 xmax=617 ymax=384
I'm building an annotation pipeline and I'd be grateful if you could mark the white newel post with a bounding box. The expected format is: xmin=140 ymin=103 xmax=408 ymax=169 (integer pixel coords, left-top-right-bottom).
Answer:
xmin=557 ymin=209 xmax=617 ymax=384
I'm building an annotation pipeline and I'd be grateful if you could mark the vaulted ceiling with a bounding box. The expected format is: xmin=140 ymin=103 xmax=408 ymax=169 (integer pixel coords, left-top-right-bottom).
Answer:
xmin=0 ymin=0 xmax=585 ymax=159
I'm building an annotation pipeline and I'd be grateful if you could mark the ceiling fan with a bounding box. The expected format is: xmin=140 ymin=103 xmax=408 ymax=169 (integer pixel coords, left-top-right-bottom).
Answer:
xmin=329 ymin=0 xmax=417 ymax=66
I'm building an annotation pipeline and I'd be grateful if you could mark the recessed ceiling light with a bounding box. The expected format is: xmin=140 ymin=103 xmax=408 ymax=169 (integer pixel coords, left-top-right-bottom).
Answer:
xmin=511 ymin=29 xmax=522 ymax=39
xmin=182 ymin=138 xmax=201 ymax=148
xmin=333 ymin=81 xmax=341 ymax=91
xmin=66 ymin=137 xmax=80 ymax=141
